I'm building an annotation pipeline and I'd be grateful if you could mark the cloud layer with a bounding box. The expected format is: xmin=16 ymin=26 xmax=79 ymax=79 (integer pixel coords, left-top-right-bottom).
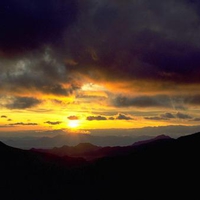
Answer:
xmin=1 ymin=0 xmax=200 ymax=122
xmin=44 ymin=121 xmax=62 ymax=125
xmin=62 ymin=0 xmax=200 ymax=87
xmin=0 ymin=0 xmax=77 ymax=53
xmin=145 ymin=112 xmax=193 ymax=121
xmin=86 ymin=113 xmax=134 ymax=121
xmin=1 ymin=0 xmax=200 ymax=87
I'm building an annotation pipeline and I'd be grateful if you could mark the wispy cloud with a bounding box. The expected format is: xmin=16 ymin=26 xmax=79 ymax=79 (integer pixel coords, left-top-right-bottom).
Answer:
xmin=116 ymin=113 xmax=133 ymax=120
xmin=86 ymin=116 xmax=107 ymax=121
xmin=67 ymin=116 xmax=79 ymax=120
xmin=9 ymin=122 xmax=38 ymax=126
xmin=145 ymin=112 xmax=193 ymax=121
xmin=176 ymin=112 xmax=192 ymax=119
xmin=44 ymin=121 xmax=62 ymax=125
xmin=2 ymin=97 xmax=42 ymax=109
xmin=86 ymin=113 xmax=134 ymax=121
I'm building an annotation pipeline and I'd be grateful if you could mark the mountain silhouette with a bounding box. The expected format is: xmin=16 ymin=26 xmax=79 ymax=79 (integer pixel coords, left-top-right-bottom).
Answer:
xmin=2 ymin=133 xmax=152 ymax=149
xmin=32 ymin=134 xmax=173 ymax=160
xmin=1 ymin=132 xmax=199 ymax=199
xmin=32 ymin=142 xmax=101 ymax=158
xmin=132 ymin=134 xmax=172 ymax=146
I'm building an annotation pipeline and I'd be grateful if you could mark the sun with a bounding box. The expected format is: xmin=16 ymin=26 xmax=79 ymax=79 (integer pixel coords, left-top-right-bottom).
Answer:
xmin=68 ymin=120 xmax=79 ymax=129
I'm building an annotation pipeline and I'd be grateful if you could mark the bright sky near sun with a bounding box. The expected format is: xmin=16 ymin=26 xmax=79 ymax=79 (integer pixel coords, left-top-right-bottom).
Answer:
xmin=1 ymin=0 xmax=200 ymax=136
xmin=0 ymin=81 xmax=199 ymax=133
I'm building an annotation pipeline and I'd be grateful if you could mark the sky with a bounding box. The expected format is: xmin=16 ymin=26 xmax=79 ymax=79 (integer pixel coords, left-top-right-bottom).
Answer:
xmin=1 ymin=0 xmax=200 ymax=138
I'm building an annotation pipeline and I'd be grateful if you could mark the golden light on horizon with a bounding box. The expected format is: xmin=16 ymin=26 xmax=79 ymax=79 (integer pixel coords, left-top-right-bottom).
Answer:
xmin=68 ymin=120 xmax=80 ymax=129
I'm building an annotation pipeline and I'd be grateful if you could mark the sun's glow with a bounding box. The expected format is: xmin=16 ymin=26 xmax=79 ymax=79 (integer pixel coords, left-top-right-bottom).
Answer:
xmin=68 ymin=120 xmax=80 ymax=129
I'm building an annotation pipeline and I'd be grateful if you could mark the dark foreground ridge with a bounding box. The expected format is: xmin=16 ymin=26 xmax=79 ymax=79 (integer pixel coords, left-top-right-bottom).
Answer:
xmin=1 ymin=132 xmax=200 ymax=200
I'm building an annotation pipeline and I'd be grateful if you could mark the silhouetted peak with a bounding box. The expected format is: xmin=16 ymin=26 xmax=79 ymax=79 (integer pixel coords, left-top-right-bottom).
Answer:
xmin=154 ymin=134 xmax=171 ymax=140
xmin=132 ymin=134 xmax=172 ymax=147
xmin=75 ymin=143 xmax=99 ymax=149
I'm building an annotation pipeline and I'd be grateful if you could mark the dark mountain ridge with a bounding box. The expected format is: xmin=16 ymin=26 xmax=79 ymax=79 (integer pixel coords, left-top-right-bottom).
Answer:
xmin=1 ymin=132 xmax=199 ymax=200
xmin=132 ymin=134 xmax=171 ymax=146
xmin=32 ymin=142 xmax=101 ymax=157
xmin=32 ymin=134 xmax=172 ymax=160
xmin=1 ymin=133 xmax=153 ymax=149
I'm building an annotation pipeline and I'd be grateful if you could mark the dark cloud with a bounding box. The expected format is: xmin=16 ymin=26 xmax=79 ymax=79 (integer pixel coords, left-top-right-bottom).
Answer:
xmin=192 ymin=118 xmax=200 ymax=121
xmin=0 ymin=1 xmax=80 ymax=99
xmin=0 ymin=0 xmax=77 ymax=54
xmin=112 ymin=95 xmax=172 ymax=108
xmin=116 ymin=113 xmax=133 ymax=120
xmin=9 ymin=122 xmax=38 ymax=126
xmin=183 ymin=95 xmax=200 ymax=105
xmin=160 ymin=113 xmax=175 ymax=119
xmin=5 ymin=97 xmax=42 ymax=109
xmin=176 ymin=112 xmax=193 ymax=119
xmin=145 ymin=112 xmax=193 ymax=121
xmin=68 ymin=116 xmax=79 ymax=120
xmin=44 ymin=121 xmax=62 ymax=125
xmin=1 ymin=115 xmax=7 ymax=118
xmin=76 ymin=94 xmax=107 ymax=100
xmin=108 ymin=117 xmax=115 ymax=120
xmin=144 ymin=113 xmax=173 ymax=121
xmin=111 ymin=94 xmax=200 ymax=109
xmin=63 ymin=0 xmax=200 ymax=86
xmin=144 ymin=116 xmax=168 ymax=121
xmin=1 ymin=0 xmax=200 ymax=105
xmin=86 ymin=113 xmax=134 ymax=121
xmin=0 ymin=52 xmax=80 ymax=97
xmin=86 ymin=116 xmax=107 ymax=121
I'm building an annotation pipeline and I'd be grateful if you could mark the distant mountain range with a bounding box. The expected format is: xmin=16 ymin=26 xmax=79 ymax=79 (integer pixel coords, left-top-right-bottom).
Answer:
xmin=32 ymin=134 xmax=172 ymax=160
xmin=1 ymin=132 xmax=199 ymax=199
xmin=1 ymin=133 xmax=153 ymax=149
xmin=2 ymin=125 xmax=200 ymax=149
